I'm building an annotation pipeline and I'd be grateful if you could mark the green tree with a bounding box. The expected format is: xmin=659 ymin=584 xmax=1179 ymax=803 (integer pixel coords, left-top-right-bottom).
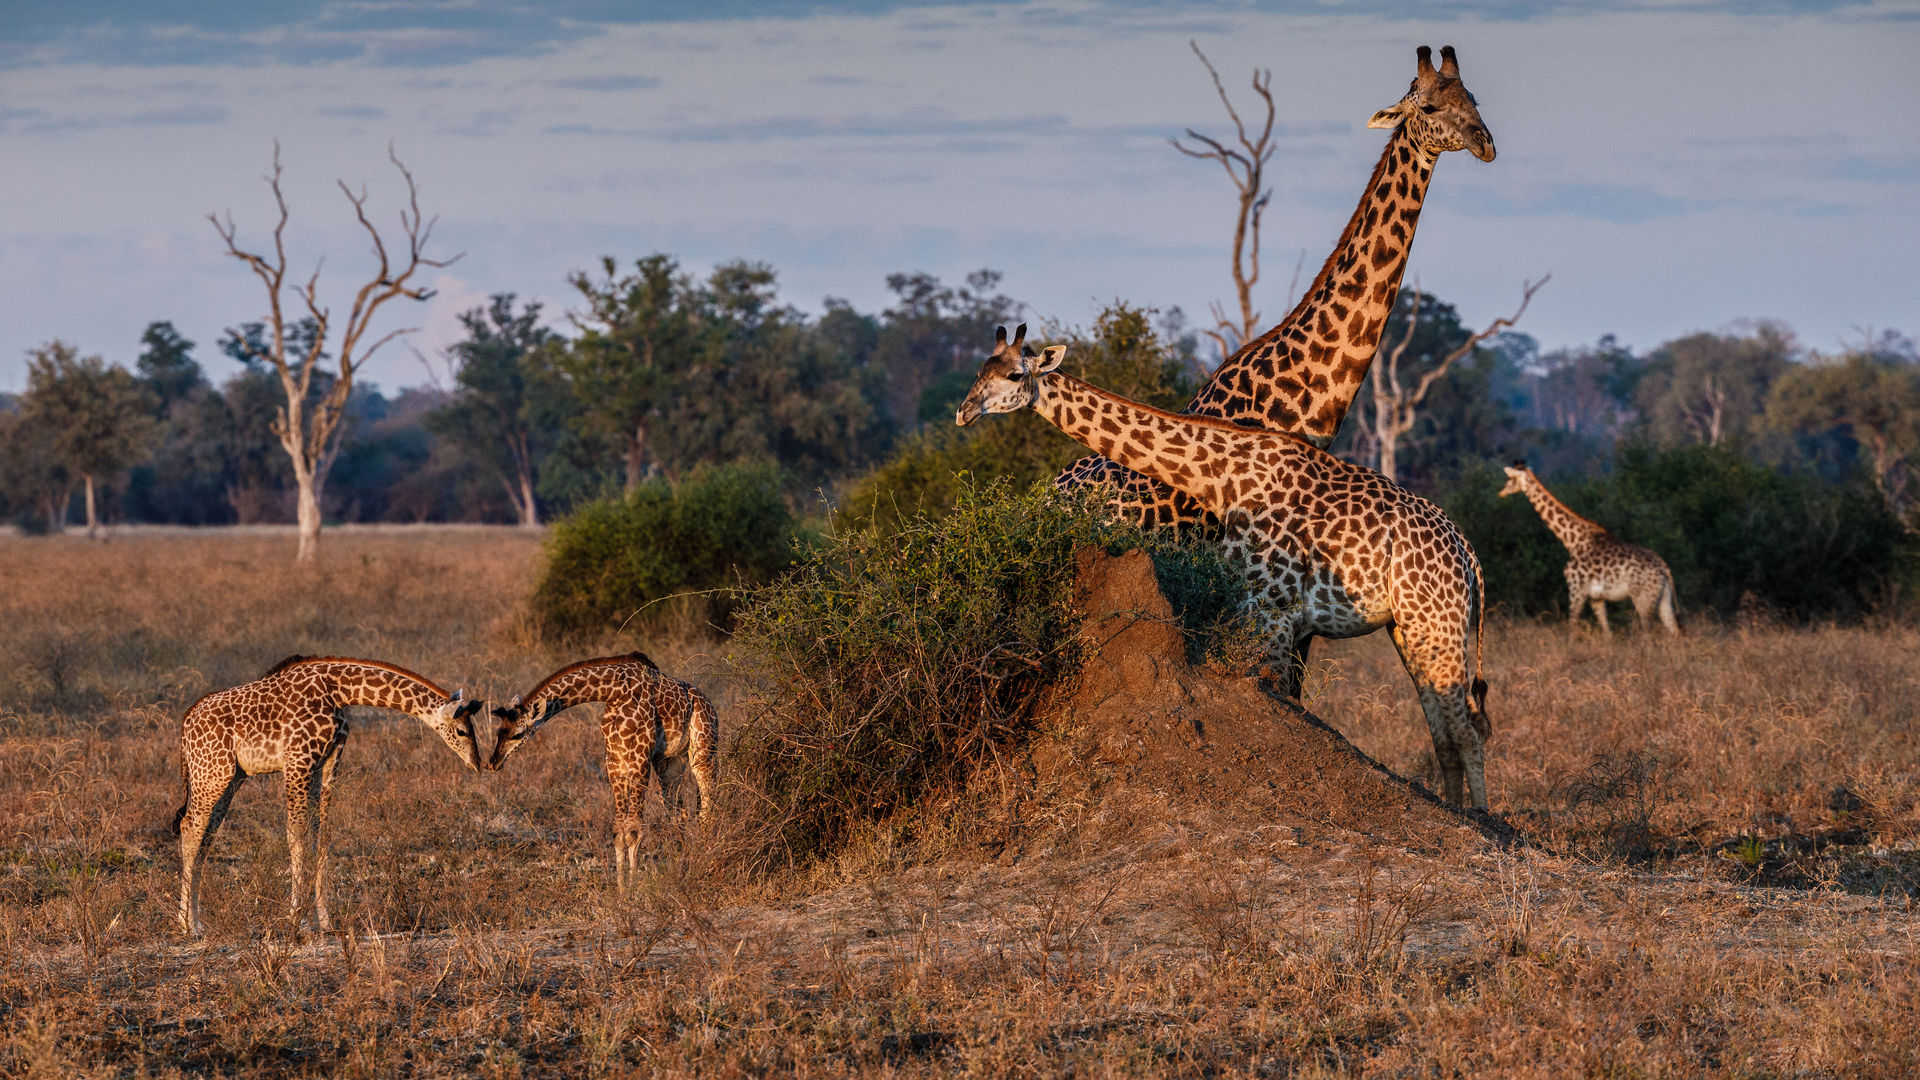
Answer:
xmin=1636 ymin=323 xmax=1794 ymax=450
xmin=559 ymin=254 xmax=701 ymax=493
xmin=427 ymin=294 xmax=565 ymax=526
xmin=0 ymin=401 xmax=74 ymax=529
xmin=21 ymin=341 xmax=156 ymax=537
xmin=1766 ymin=346 xmax=1920 ymax=526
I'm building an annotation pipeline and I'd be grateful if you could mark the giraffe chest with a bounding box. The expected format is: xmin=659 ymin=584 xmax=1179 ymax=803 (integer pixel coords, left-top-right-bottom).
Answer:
xmin=602 ymin=696 xmax=692 ymax=763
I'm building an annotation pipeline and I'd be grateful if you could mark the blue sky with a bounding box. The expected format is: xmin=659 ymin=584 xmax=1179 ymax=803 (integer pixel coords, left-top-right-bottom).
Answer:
xmin=2 ymin=0 xmax=1917 ymax=391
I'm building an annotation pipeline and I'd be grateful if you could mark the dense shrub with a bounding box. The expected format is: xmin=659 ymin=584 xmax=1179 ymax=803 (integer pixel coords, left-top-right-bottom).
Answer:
xmin=531 ymin=463 xmax=801 ymax=638
xmin=1438 ymin=444 xmax=1915 ymax=622
xmin=730 ymin=479 xmax=1248 ymax=865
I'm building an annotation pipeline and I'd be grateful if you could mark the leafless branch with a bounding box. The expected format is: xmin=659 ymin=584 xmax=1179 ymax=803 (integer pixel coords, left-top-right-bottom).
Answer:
xmin=1172 ymin=41 xmax=1276 ymax=354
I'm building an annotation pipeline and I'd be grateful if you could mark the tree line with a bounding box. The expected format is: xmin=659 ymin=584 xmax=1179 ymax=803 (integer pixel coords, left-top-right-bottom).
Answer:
xmin=0 ymin=259 xmax=1019 ymax=535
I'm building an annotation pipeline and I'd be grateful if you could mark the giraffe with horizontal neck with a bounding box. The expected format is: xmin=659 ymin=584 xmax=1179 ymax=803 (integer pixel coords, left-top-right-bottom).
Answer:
xmin=1500 ymin=462 xmax=1679 ymax=636
xmin=1057 ymin=44 xmax=1497 ymax=531
xmin=961 ymin=331 xmax=1492 ymax=808
xmin=173 ymin=656 xmax=483 ymax=936
xmin=488 ymin=652 xmax=717 ymax=889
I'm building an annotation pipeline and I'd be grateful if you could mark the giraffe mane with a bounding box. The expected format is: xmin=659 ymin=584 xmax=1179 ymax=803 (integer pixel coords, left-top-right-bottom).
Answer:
xmin=261 ymin=655 xmax=455 ymax=699
xmin=522 ymin=652 xmax=657 ymax=701
xmin=1212 ymin=125 xmax=1413 ymax=371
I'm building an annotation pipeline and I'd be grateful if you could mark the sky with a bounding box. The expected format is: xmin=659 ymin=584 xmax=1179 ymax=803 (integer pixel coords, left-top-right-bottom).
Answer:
xmin=2 ymin=0 xmax=1917 ymax=393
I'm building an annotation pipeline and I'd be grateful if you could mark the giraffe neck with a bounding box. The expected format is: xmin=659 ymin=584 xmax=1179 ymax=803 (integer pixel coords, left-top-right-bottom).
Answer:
xmin=1518 ymin=474 xmax=1607 ymax=554
xmin=525 ymin=660 xmax=638 ymax=711
xmin=306 ymin=660 xmax=450 ymax=714
xmin=1187 ymin=124 xmax=1436 ymax=447
xmin=1031 ymin=372 xmax=1304 ymax=515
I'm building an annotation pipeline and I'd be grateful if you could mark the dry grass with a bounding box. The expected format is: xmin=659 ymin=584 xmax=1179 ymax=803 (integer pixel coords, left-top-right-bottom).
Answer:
xmin=2 ymin=528 xmax=1917 ymax=1077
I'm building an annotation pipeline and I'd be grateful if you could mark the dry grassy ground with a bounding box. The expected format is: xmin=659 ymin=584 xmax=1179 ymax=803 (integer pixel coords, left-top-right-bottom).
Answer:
xmin=2 ymin=527 xmax=1916 ymax=1077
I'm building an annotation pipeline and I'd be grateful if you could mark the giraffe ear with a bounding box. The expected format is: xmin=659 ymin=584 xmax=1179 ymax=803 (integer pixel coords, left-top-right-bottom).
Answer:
xmin=1037 ymin=344 xmax=1066 ymax=373
xmin=1368 ymin=101 xmax=1408 ymax=130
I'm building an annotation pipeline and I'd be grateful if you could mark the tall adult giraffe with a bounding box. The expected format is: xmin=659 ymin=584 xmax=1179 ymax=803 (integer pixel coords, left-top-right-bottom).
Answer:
xmin=1056 ymin=44 xmax=1498 ymax=531
xmin=1499 ymin=462 xmax=1679 ymax=636
xmin=960 ymin=336 xmax=1491 ymax=808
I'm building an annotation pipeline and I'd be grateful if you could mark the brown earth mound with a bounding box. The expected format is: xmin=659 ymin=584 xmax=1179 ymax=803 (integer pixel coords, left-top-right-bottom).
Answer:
xmin=1011 ymin=549 xmax=1511 ymax=854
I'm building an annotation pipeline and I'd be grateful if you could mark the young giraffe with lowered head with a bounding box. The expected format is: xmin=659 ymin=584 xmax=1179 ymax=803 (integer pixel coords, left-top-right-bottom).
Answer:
xmin=174 ymin=656 xmax=483 ymax=937
xmin=961 ymin=329 xmax=1492 ymax=808
xmin=1056 ymin=44 xmax=1497 ymax=527
xmin=1500 ymin=462 xmax=1678 ymax=636
xmin=488 ymin=652 xmax=717 ymax=889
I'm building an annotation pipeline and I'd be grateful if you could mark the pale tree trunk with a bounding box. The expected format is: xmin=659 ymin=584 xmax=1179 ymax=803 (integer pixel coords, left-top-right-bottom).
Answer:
xmin=624 ymin=422 xmax=649 ymax=495
xmin=294 ymin=472 xmax=322 ymax=563
xmin=82 ymin=473 xmax=99 ymax=539
xmin=516 ymin=471 xmax=539 ymax=527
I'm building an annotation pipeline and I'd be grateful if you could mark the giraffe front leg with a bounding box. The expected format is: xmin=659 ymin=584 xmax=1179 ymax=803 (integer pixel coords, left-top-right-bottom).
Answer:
xmin=311 ymin=740 xmax=345 ymax=932
xmin=179 ymin=768 xmax=244 ymax=937
xmin=1591 ymin=598 xmax=1611 ymax=638
xmin=284 ymin=767 xmax=315 ymax=932
xmin=609 ymin=767 xmax=647 ymax=893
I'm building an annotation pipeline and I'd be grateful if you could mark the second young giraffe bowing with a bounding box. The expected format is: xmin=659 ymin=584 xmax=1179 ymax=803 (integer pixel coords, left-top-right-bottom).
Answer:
xmin=1500 ymin=462 xmax=1678 ymax=636
xmin=488 ymin=652 xmax=717 ymax=888
xmin=960 ymin=328 xmax=1492 ymax=808
xmin=174 ymin=656 xmax=484 ymax=937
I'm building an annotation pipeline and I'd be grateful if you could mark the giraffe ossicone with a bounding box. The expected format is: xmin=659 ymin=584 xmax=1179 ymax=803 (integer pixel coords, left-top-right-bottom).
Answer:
xmin=488 ymin=651 xmax=718 ymax=890
xmin=173 ymin=656 xmax=486 ymax=937
xmin=1500 ymin=462 xmax=1679 ymax=636
xmin=961 ymin=332 xmax=1493 ymax=809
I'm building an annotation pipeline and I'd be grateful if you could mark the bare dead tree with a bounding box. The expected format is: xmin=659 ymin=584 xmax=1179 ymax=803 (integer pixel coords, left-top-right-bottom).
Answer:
xmin=211 ymin=143 xmax=460 ymax=562
xmin=1173 ymin=41 xmax=1276 ymax=359
xmin=1369 ymin=275 xmax=1550 ymax=482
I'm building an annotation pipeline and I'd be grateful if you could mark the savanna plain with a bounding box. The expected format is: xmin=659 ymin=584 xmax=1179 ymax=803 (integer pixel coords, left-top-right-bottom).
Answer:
xmin=2 ymin=527 xmax=1917 ymax=1077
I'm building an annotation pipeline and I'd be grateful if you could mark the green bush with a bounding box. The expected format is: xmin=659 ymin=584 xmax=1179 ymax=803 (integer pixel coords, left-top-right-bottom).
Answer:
xmin=531 ymin=463 xmax=802 ymax=638
xmin=730 ymin=478 xmax=1248 ymax=865
xmin=1437 ymin=445 xmax=1915 ymax=622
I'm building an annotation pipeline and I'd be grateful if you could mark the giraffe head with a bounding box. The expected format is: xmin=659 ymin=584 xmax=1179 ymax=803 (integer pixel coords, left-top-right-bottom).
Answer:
xmin=425 ymin=691 xmax=486 ymax=772
xmin=486 ymin=695 xmax=566 ymax=771
xmin=1498 ymin=460 xmax=1533 ymax=497
xmin=1368 ymin=45 xmax=1495 ymax=163
xmin=955 ymin=324 xmax=1065 ymax=426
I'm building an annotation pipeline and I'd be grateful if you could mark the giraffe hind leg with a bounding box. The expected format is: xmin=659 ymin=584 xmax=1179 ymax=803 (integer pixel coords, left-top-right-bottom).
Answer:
xmin=311 ymin=740 xmax=345 ymax=932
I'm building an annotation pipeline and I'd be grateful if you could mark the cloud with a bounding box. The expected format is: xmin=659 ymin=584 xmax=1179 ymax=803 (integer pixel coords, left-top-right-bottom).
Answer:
xmin=18 ymin=104 xmax=228 ymax=135
xmin=547 ymin=74 xmax=661 ymax=91
xmin=1454 ymin=182 xmax=1701 ymax=224
xmin=6 ymin=0 xmax=1903 ymax=70
xmin=317 ymin=104 xmax=388 ymax=120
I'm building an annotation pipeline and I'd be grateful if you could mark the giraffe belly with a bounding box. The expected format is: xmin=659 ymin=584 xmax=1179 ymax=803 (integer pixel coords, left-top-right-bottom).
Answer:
xmin=232 ymin=737 xmax=284 ymax=776
xmin=1585 ymin=579 xmax=1632 ymax=602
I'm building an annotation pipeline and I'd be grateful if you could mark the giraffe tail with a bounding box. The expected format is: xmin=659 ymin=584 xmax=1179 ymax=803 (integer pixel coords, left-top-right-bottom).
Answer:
xmin=168 ymin=754 xmax=188 ymax=836
xmin=1469 ymin=541 xmax=1490 ymax=735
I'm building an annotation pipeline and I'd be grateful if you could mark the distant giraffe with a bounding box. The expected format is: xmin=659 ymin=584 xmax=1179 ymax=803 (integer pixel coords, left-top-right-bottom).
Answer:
xmin=488 ymin=652 xmax=717 ymax=889
xmin=1056 ymin=44 xmax=1497 ymax=532
xmin=174 ymin=656 xmax=483 ymax=937
xmin=1500 ymin=462 xmax=1678 ymax=636
xmin=960 ymin=333 xmax=1492 ymax=808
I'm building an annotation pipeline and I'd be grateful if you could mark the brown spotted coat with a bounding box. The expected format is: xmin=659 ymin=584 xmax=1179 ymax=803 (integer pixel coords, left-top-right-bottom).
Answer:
xmin=488 ymin=652 xmax=717 ymax=889
xmin=173 ymin=656 xmax=483 ymax=936
xmin=960 ymin=343 xmax=1492 ymax=808
xmin=1500 ymin=463 xmax=1679 ymax=635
